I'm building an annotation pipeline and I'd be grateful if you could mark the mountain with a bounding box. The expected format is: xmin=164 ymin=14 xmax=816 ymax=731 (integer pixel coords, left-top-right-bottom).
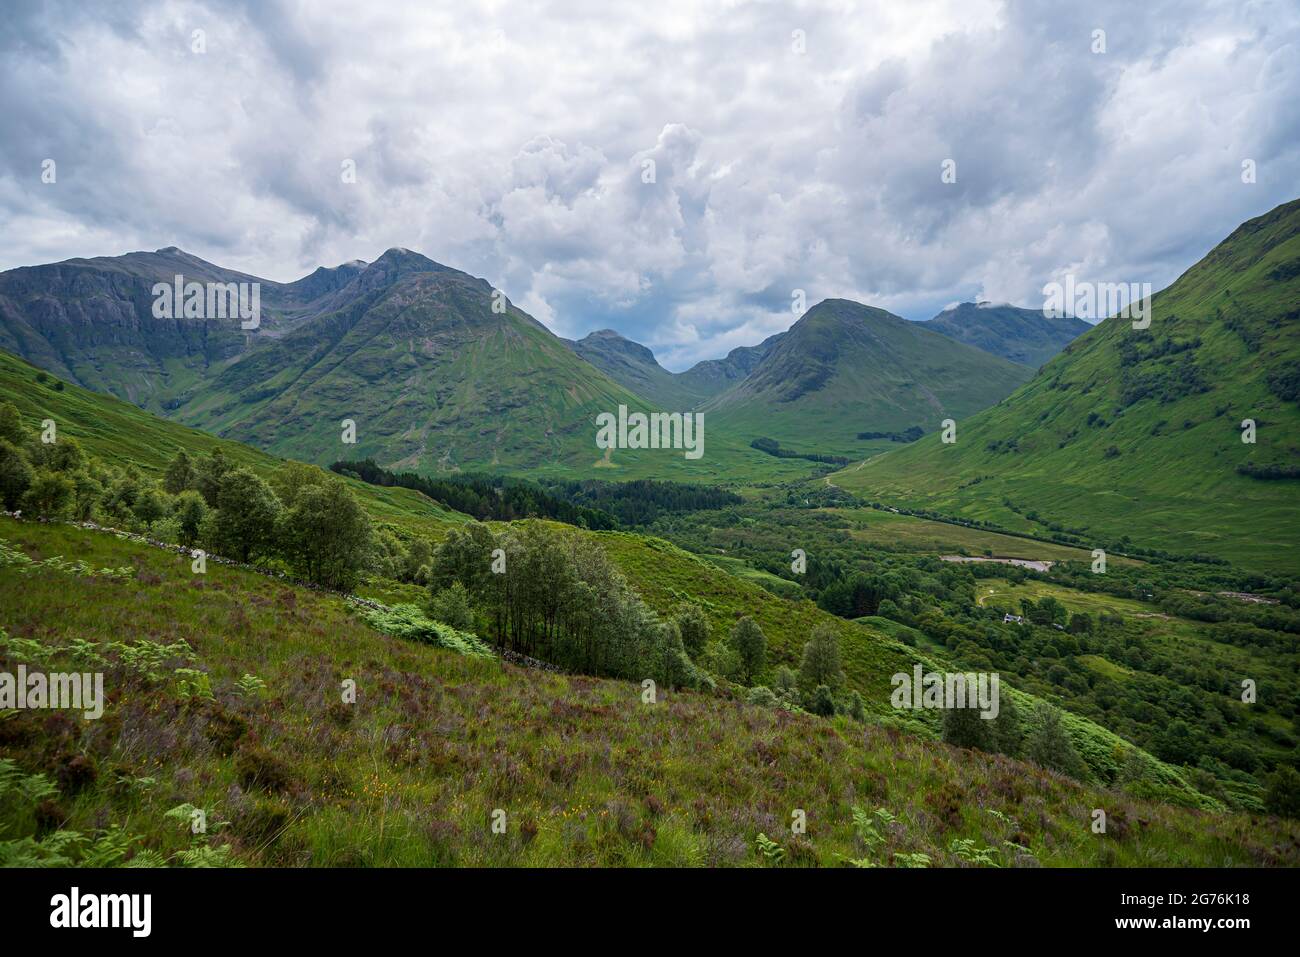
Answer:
xmin=675 ymin=333 xmax=785 ymax=397
xmin=703 ymin=299 xmax=1034 ymax=458
xmin=830 ymin=198 xmax=1300 ymax=571
xmin=0 ymin=247 xmax=276 ymax=407
xmin=0 ymin=247 xmax=817 ymax=481
xmin=567 ymin=329 xmax=711 ymax=409
xmin=567 ymin=328 xmax=786 ymax=408
xmin=170 ymin=247 xmax=654 ymax=473
xmin=922 ymin=302 xmax=1091 ymax=367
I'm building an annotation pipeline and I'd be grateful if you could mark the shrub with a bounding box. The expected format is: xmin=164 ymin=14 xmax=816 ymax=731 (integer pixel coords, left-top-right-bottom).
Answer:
xmin=1264 ymin=765 xmax=1300 ymax=819
xmin=427 ymin=581 xmax=475 ymax=631
xmin=234 ymin=745 xmax=295 ymax=793
xmin=808 ymin=684 xmax=836 ymax=717
xmin=361 ymin=603 xmax=495 ymax=658
xmin=21 ymin=470 xmax=74 ymax=519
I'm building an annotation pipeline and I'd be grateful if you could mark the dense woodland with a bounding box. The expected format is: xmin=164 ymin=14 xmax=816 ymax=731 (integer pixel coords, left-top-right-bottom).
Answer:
xmin=333 ymin=459 xmax=743 ymax=528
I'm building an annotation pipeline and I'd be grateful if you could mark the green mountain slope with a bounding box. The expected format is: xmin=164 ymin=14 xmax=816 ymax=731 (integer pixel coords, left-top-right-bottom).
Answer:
xmin=831 ymin=198 xmax=1300 ymax=572
xmin=923 ymin=302 xmax=1091 ymax=367
xmin=568 ymin=329 xmax=787 ymax=409
xmin=0 ymin=246 xmax=379 ymax=410
xmin=0 ymin=349 xmax=466 ymax=535
xmin=705 ymin=300 xmax=1033 ymax=458
xmin=0 ymin=249 xmax=818 ymax=482
xmin=567 ymin=329 xmax=712 ymax=409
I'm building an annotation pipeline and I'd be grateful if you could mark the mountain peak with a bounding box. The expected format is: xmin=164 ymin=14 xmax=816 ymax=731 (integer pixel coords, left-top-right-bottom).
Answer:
xmin=922 ymin=301 xmax=1090 ymax=366
xmin=798 ymin=298 xmax=903 ymax=330
xmin=571 ymin=327 xmax=655 ymax=364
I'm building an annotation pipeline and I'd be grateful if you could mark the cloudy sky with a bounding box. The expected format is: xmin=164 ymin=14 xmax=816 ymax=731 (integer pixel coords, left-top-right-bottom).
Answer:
xmin=2 ymin=0 xmax=1297 ymax=369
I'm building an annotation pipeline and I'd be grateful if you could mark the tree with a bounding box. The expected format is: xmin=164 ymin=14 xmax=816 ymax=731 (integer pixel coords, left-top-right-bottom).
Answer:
xmin=431 ymin=521 xmax=499 ymax=595
xmin=66 ymin=469 xmax=102 ymax=521
xmin=701 ymin=638 xmax=742 ymax=682
xmin=990 ymin=690 xmax=1023 ymax=758
xmin=0 ymin=402 xmax=23 ymax=445
xmin=1023 ymin=595 xmax=1067 ymax=627
xmin=132 ymin=486 xmax=169 ymax=528
xmin=0 ymin=440 xmax=33 ymax=510
xmin=818 ymin=573 xmax=895 ymax=619
xmin=195 ymin=450 xmax=232 ymax=507
xmin=270 ymin=461 xmax=327 ymax=509
xmin=942 ymin=702 xmax=995 ymax=751
xmin=847 ymin=689 xmax=867 ymax=721
xmin=403 ymin=538 xmax=434 ymax=584
xmin=427 ymin=581 xmax=475 ymax=631
xmin=173 ymin=490 xmax=208 ymax=547
xmin=673 ymin=603 xmax=710 ymax=659
xmin=163 ymin=450 xmax=196 ymax=495
xmin=21 ymin=469 xmax=75 ymax=518
xmin=1024 ymin=704 xmax=1087 ymax=779
xmin=1068 ymin=612 xmax=1094 ymax=634
xmin=1152 ymin=718 xmax=1198 ymax=766
xmin=210 ymin=468 xmax=282 ymax=563
xmin=731 ymin=616 xmax=767 ymax=684
xmin=276 ymin=480 xmax=372 ymax=588
xmin=1264 ymin=765 xmax=1300 ymax=819
xmin=799 ymin=623 xmax=844 ymax=692
xmin=27 ymin=434 xmax=84 ymax=473
xmin=654 ymin=620 xmax=697 ymax=689
xmin=773 ymin=665 xmax=799 ymax=697
xmin=101 ymin=469 xmax=144 ymax=522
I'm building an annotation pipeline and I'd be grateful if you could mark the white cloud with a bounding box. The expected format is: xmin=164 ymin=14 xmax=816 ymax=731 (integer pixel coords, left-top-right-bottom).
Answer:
xmin=0 ymin=0 xmax=1296 ymax=370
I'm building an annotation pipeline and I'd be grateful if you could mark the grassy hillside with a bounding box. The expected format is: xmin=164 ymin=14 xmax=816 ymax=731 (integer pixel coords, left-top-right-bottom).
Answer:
xmin=0 ymin=349 xmax=466 ymax=537
xmin=3 ymin=517 xmax=1294 ymax=867
xmin=706 ymin=300 xmax=1032 ymax=460
xmin=831 ymin=199 xmax=1300 ymax=572
xmin=820 ymin=506 xmax=1141 ymax=566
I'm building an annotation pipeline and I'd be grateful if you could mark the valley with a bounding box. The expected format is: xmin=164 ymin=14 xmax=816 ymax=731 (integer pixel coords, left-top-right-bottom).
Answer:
xmin=1 ymin=200 xmax=1297 ymax=871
